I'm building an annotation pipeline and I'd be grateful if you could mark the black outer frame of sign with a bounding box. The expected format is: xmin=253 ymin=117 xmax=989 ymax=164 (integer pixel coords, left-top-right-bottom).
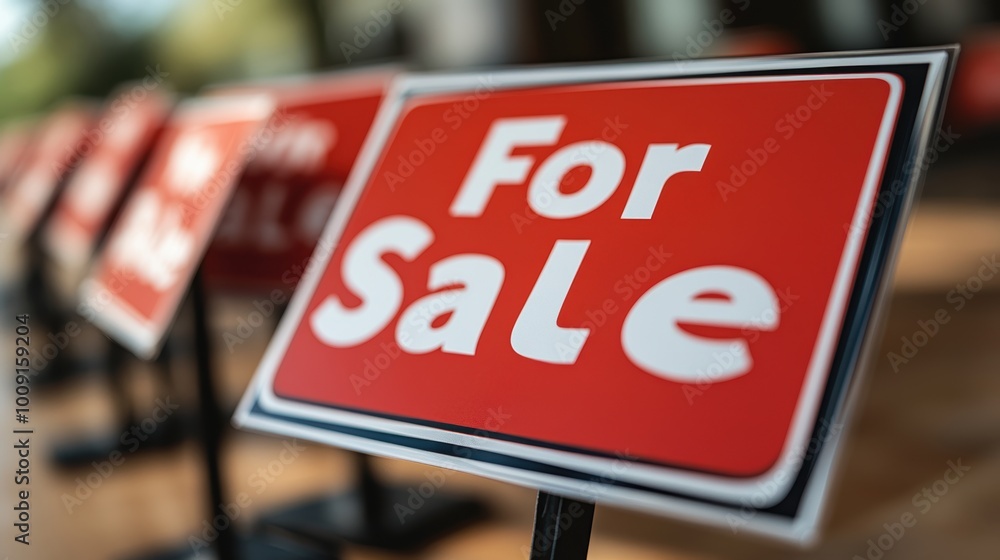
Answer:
xmin=717 ymin=58 xmax=946 ymax=519
xmin=245 ymin=50 xmax=956 ymax=524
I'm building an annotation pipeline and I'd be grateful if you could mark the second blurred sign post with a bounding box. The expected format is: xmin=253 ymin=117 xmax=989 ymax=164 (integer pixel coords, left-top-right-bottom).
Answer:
xmin=237 ymin=48 xmax=954 ymax=556
xmin=79 ymin=68 xmax=488 ymax=559
xmin=205 ymin=68 xmax=491 ymax=553
xmin=203 ymin=71 xmax=392 ymax=291
xmin=76 ymin=95 xmax=322 ymax=560
xmin=1 ymin=102 xmax=96 ymax=384
xmin=41 ymin=85 xmax=176 ymax=466
xmin=0 ymin=92 xmax=288 ymax=557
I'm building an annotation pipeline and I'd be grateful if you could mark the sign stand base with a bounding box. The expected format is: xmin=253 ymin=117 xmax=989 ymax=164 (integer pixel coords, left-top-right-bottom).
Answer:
xmin=22 ymin=234 xmax=85 ymax=388
xmin=191 ymin=267 xmax=242 ymax=560
xmin=126 ymin=270 xmax=331 ymax=560
xmin=529 ymin=492 xmax=595 ymax=560
xmin=256 ymin=452 xmax=489 ymax=552
xmin=51 ymin=342 xmax=187 ymax=467
xmin=123 ymin=533 xmax=333 ymax=560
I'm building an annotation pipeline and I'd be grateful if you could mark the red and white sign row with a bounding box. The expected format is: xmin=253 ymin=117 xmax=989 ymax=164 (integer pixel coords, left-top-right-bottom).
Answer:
xmin=43 ymin=85 xmax=173 ymax=271
xmin=77 ymin=69 xmax=395 ymax=359
xmin=237 ymin=51 xmax=952 ymax=541
xmin=80 ymin=95 xmax=274 ymax=358
xmin=203 ymin=70 xmax=392 ymax=291
xmin=12 ymin=55 xmax=946 ymax=542
xmin=0 ymin=102 xmax=95 ymax=240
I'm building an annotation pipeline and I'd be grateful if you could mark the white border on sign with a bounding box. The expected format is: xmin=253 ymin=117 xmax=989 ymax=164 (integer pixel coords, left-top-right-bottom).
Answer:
xmin=235 ymin=51 xmax=950 ymax=542
xmin=202 ymin=63 xmax=402 ymax=108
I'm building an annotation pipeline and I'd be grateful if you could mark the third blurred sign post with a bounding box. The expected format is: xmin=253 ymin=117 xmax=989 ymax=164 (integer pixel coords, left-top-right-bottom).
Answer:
xmin=203 ymin=69 xmax=394 ymax=291
xmin=238 ymin=48 xmax=954 ymax=556
xmin=41 ymin=85 xmax=175 ymax=466
xmin=204 ymin=69 xmax=492 ymax=553
xmin=76 ymin=95 xmax=330 ymax=560
xmin=80 ymin=97 xmax=273 ymax=358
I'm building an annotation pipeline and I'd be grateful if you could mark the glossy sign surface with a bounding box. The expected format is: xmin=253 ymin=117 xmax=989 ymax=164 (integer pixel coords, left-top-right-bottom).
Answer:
xmin=80 ymin=96 xmax=273 ymax=358
xmin=238 ymin=52 xmax=951 ymax=541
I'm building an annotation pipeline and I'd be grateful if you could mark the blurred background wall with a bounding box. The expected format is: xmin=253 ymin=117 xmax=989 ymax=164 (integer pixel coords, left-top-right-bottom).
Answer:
xmin=4 ymin=0 xmax=1000 ymax=201
xmin=0 ymin=0 xmax=996 ymax=108
xmin=3 ymin=2 xmax=1000 ymax=560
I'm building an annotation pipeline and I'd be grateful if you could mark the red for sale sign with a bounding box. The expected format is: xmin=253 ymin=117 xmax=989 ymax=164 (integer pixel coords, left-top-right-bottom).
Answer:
xmin=0 ymin=102 xmax=95 ymax=240
xmin=42 ymin=86 xmax=173 ymax=271
xmin=237 ymin=52 xmax=952 ymax=540
xmin=80 ymin=96 xmax=274 ymax=359
xmin=203 ymin=69 xmax=393 ymax=291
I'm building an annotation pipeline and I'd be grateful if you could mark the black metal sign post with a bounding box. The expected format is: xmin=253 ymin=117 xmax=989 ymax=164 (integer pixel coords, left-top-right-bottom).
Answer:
xmin=50 ymin=339 xmax=187 ymax=468
xmin=190 ymin=268 xmax=240 ymax=560
xmin=22 ymin=220 xmax=78 ymax=387
xmin=184 ymin=269 xmax=331 ymax=560
xmin=529 ymin=492 xmax=595 ymax=560
xmin=130 ymin=270 xmax=329 ymax=560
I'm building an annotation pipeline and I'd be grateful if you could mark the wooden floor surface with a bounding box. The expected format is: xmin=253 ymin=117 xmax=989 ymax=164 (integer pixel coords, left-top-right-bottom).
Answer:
xmin=3 ymin=201 xmax=1000 ymax=559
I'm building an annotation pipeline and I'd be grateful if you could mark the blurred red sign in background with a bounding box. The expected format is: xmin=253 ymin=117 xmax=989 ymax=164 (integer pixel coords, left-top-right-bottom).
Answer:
xmin=203 ymin=69 xmax=395 ymax=292
xmin=0 ymin=102 xmax=96 ymax=239
xmin=42 ymin=85 xmax=173 ymax=271
xmin=80 ymin=96 xmax=273 ymax=358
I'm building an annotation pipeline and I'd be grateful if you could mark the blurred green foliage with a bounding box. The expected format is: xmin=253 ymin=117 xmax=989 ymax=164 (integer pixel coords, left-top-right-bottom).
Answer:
xmin=0 ymin=0 xmax=322 ymax=120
